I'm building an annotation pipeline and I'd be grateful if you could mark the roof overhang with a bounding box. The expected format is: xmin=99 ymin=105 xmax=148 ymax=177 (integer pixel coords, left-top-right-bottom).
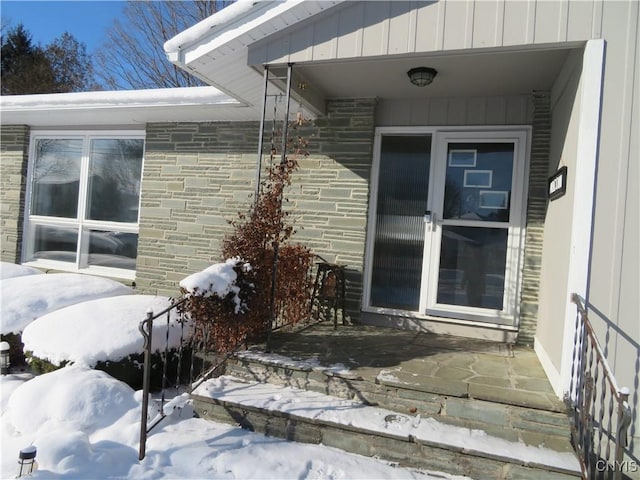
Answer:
xmin=164 ymin=1 xmax=579 ymax=116
xmin=164 ymin=1 xmax=343 ymax=117
xmin=0 ymin=86 xmax=257 ymax=128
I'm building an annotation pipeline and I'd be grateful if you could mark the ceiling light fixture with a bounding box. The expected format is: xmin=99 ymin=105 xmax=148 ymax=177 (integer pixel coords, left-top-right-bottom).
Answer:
xmin=407 ymin=67 xmax=438 ymax=87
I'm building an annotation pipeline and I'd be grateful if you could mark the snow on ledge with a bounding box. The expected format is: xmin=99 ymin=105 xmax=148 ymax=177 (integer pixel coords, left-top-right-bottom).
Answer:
xmin=194 ymin=375 xmax=581 ymax=474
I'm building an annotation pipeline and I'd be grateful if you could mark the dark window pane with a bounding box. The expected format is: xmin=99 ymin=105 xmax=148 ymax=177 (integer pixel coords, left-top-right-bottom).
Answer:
xmin=83 ymin=231 xmax=138 ymax=270
xmin=31 ymin=139 xmax=82 ymax=218
xmin=436 ymin=226 xmax=508 ymax=310
xmin=31 ymin=225 xmax=78 ymax=262
xmin=87 ymin=139 xmax=144 ymax=222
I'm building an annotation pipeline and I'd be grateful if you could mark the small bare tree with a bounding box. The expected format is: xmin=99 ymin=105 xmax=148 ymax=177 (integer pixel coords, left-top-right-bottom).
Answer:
xmin=94 ymin=0 xmax=232 ymax=90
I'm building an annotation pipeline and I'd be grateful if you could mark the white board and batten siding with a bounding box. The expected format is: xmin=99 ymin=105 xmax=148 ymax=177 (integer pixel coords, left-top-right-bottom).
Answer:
xmin=376 ymin=95 xmax=533 ymax=126
xmin=248 ymin=0 xmax=605 ymax=66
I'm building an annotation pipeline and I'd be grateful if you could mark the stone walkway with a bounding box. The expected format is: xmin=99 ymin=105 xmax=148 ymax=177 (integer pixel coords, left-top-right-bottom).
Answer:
xmin=264 ymin=321 xmax=565 ymax=413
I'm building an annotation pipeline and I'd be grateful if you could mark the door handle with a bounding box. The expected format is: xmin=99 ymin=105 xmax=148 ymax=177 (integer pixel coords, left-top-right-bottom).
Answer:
xmin=423 ymin=210 xmax=433 ymax=224
xmin=424 ymin=210 xmax=437 ymax=231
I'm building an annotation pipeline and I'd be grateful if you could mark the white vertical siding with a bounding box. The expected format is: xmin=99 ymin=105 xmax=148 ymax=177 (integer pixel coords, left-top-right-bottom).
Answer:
xmin=361 ymin=2 xmax=391 ymax=56
xmin=532 ymin=1 xmax=569 ymax=44
xmin=415 ymin=1 xmax=446 ymax=52
xmin=502 ymin=1 xmax=536 ymax=46
xmin=336 ymin=2 xmax=364 ymax=58
xmin=248 ymin=0 xmax=602 ymax=65
xmin=376 ymin=94 xmax=532 ymax=126
xmin=567 ymin=0 xmax=597 ymax=41
xmin=587 ymin=0 xmax=639 ymax=407
xmin=442 ymin=0 xmax=474 ymax=50
xmin=472 ymin=1 xmax=505 ymax=48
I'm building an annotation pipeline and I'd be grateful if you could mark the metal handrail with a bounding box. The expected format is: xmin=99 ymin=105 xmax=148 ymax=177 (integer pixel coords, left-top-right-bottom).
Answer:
xmin=138 ymin=297 xmax=229 ymax=460
xmin=567 ymin=294 xmax=632 ymax=479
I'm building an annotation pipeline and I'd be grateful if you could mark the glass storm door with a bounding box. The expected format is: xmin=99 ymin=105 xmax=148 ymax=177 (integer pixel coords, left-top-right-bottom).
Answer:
xmin=366 ymin=129 xmax=528 ymax=327
xmin=424 ymin=131 xmax=528 ymax=324
xmin=367 ymin=133 xmax=433 ymax=311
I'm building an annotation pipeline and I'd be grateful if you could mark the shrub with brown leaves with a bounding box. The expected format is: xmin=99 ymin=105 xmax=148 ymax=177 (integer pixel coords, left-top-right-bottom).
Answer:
xmin=180 ymin=122 xmax=315 ymax=353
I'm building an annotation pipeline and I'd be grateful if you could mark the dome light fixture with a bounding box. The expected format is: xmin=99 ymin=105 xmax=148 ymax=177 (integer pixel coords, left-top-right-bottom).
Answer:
xmin=407 ymin=67 xmax=438 ymax=87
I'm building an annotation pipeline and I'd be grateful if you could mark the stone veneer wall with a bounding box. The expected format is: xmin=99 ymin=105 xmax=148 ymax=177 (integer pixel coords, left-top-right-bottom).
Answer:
xmin=517 ymin=92 xmax=551 ymax=345
xmin=0 ymin=125 xmax=29 ymax=263
xmin=136 ymin=99 xmax=377 ymax=321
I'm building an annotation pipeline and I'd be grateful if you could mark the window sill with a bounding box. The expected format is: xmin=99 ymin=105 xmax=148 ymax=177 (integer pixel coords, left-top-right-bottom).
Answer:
xmin=21 ymin=259 xmax=136 ymax=283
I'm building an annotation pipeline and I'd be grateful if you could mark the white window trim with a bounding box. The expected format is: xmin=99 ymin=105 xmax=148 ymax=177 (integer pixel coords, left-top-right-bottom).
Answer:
xmin=22 ymin=130 xmax=145 ymax=281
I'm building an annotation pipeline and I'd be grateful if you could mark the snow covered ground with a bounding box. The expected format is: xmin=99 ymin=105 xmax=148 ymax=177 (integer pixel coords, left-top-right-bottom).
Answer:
xmin=1 ymin=365 xmax=466 ymax=480
xmin=0 ymin=264 xmax=469 ymax=479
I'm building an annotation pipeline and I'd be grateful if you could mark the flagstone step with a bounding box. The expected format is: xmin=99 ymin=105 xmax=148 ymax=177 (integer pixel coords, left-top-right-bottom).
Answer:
xmin=224 ymin=351 xmax=573 ymax=452
xmin=192 ymin=375 xmax=582 ymax=480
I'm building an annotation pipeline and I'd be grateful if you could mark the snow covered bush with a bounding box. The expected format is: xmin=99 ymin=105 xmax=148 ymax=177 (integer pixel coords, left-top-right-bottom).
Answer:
xmin=179 ymin=258 xmax=256 ymax=353
xmin=22 ymin=295 xmax=192 ymax=389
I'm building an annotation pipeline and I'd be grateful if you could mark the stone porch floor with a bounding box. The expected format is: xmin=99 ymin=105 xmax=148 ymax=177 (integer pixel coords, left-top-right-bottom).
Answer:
xmin=259 ymin=321 xmax=565 ymax=413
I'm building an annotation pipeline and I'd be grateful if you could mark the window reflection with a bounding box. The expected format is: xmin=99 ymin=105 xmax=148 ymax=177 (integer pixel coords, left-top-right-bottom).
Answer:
xmin=87 ymin=139 xmax=143 ymax=223
xmin=443 ymin=143 xmax=514 ymax=222
xmin=26 ymin=134 xmax=144 ymax=273
xmin=83 ymin=231 xmax=138 ymax=270
xmin=32 ymin=225 xmax=78 ymax=262
xmin=436 ymin=226 xmax=507 ymax=310
xmin=31 ymin=139 xmax=83 ymax=218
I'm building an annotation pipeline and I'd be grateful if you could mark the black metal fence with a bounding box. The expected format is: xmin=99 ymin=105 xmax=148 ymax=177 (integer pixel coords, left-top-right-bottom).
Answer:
xmin=566 ymin=294 xmax=633 ymax=479
xmin=137 ymin=298 xmax=228 ymax=460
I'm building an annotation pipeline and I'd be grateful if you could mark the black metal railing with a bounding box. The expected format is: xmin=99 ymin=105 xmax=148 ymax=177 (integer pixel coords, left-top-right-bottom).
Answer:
xmin=137 ymin=298 xmax=228 ymax=460
xmin=566 ymin=294 xmax=633 ymax=479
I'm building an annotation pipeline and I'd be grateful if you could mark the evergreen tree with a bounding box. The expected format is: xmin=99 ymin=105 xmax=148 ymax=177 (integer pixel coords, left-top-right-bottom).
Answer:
xmin=1 ymin=24 xmax=54 ymax=95
xmin=1 ymin=24 xmax=94 ymax=95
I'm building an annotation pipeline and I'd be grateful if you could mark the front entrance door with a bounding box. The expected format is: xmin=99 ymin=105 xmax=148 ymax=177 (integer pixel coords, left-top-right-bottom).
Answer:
xmin=365 ymin=128 xmax=529 ymax=327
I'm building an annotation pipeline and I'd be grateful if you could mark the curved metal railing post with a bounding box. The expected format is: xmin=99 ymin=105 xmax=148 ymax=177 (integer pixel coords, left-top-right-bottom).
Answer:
xmin=138 ymin=308 xmax=153 ymax=461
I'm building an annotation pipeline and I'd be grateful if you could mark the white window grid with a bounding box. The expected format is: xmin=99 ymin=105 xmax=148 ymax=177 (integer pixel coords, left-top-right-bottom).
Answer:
xmin=22 ymin=131 xmax=145 ymax=280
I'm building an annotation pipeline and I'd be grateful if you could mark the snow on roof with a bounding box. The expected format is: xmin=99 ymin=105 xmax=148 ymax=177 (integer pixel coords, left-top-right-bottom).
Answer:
xmin=164 ymin=0 xmax=261 ymax=54
xmin=0 ymin=86 xmax=238 ymax=111
xmin=21 ymin=295 xmax=188 ymax=367
xmin=0 ymin=273 xmax=133 ymax=335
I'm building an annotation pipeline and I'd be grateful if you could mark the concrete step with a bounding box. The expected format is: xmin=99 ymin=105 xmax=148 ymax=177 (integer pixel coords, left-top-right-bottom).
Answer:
xmin=192 ymin=375 xmax=582 ymax=480
xmin=224 ymin=351 xmax=573 ymax=453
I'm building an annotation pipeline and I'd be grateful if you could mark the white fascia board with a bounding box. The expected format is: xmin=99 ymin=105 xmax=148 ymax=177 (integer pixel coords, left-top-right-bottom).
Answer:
xmin=166 ymin=1 xmax=341 ymax=67
xmin=164 ymin=0 xmax=268 ymax=55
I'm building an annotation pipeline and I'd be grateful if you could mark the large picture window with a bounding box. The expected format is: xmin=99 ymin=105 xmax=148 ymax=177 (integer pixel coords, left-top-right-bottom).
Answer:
xmin=24 ymin=132 xmax=144 ymax=278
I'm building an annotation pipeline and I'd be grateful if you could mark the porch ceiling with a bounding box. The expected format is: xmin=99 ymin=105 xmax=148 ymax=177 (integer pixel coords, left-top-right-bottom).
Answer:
xmin=177 ymin=45 xmax=572 ymax=117
xmin=291 ymin=47 xmax=573 ymax=100
xmin=165 ymin=1 xmax=574 ymax=116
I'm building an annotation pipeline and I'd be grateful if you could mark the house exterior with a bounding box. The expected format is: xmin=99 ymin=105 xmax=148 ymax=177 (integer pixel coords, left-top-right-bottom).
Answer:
xmin=1 ymin=0 xmax=638 ymax=464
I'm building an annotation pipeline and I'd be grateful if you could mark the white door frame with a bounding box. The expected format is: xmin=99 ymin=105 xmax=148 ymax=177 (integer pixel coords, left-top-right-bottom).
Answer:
xmin=363 ymin=125 xmax=531 ymax=329
xmin=423 ymin=129 xmax=530 ymax=325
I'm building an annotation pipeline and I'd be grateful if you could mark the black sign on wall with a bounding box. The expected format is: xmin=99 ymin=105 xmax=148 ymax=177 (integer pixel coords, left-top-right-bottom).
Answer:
xmin=548 ymin=166 xmax=568 ymax=201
